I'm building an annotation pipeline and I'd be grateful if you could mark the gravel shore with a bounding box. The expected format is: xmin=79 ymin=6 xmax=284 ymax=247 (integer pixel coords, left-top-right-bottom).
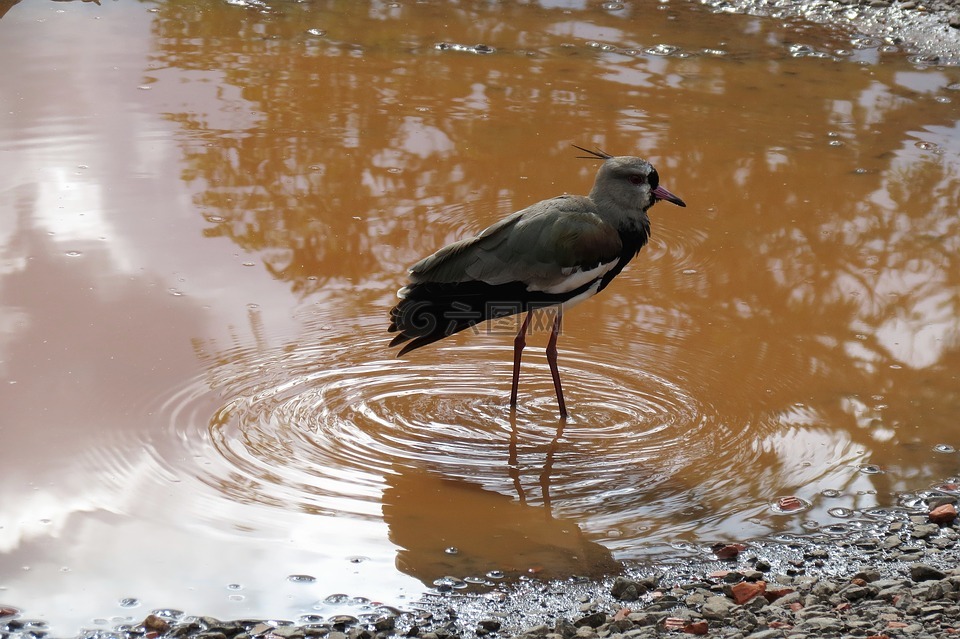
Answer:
xmin=3 ymin=489 xmax=957 ymax=639
xmin=701 ymin=0 xmax=960 ymax=64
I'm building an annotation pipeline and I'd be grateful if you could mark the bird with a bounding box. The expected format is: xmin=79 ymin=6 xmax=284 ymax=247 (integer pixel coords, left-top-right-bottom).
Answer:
xmin=388 ymin=145 xmax=686 ymax=418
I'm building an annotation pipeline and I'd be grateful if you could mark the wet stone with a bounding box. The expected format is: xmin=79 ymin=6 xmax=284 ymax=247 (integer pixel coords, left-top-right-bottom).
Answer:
xmin=573 ymin=612 xmax=606 ymax=629
xmin=911 ymin=523 xmax=941 ymax=539
xmin=701 ymin=596 xmax=735 ymax=620
xmin=910 ymin=564 xmax=947 ymax=582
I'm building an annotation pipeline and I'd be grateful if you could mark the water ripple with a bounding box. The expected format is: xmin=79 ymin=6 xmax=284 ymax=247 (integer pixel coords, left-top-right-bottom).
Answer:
xmin=146 ymin=311 xmax=750 ymax=542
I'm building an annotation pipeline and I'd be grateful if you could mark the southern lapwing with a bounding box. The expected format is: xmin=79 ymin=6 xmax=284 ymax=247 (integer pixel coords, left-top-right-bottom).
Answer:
xmin=388 ymin=146 xmax=686 ymax=418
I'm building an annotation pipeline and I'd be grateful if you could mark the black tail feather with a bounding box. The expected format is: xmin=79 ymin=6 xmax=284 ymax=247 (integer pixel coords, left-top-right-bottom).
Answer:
xmin=388 ymin=281 xmax=523 ymax=355
xmin=388 ymin=278 xmax=601 ymax=356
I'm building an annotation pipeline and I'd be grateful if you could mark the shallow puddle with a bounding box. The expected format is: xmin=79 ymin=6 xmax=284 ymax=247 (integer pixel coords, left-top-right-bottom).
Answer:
xmin=1 ymin=0 xmax=959 ymax=632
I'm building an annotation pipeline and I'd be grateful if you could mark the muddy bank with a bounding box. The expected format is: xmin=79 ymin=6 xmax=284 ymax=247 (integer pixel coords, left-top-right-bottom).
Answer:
xmin=3 ymin=487 xmax=957 ymax=639
xmin=698 ymin=0 xmax=960 ymax=64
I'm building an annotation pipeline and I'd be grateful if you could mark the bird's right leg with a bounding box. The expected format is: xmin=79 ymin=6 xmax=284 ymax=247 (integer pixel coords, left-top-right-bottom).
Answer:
xmin=510 ymin=312 xmax=532 ymax=406
xmin=546 ymin=308 xmax=567 ymax=419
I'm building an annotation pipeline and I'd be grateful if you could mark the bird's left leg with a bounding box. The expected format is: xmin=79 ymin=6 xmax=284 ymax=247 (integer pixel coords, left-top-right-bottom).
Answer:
xmin=510 ymin=312 xmax=532 ymax=406
xmin=546 ymin=308 xmax=567 ymax=419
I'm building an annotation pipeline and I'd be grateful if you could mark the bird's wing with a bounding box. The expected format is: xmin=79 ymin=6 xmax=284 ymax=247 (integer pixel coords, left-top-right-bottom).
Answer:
xmin=408 ymin=195 xmax=623 ymax=292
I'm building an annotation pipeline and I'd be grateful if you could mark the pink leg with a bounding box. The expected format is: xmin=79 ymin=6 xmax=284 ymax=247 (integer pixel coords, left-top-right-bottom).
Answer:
xmin=511 ymin=313 xmax=532 ymax=406
xmin=546 ymin=309 xmax=567 ymax=419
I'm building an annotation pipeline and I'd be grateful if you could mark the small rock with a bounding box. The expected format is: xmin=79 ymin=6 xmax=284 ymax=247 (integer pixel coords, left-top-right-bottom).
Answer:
xmin=853 ymin=569 xmax=881 ymax=582
xmin=611 ymin=577 xmax=646 ymax=602
xmin=701 ymin=596 xmax=735 ymax=620
xmin=763 ymin=587 xmax=795 ymax=603
xmin=712 ymin=543 xmax=747 ymax=559
xmin=910 ymin=563 xmax=947 ymax=582
xmin=554 ymin=619 xmax=576 ymax=639
xmin=374 ymin=617 xmax=395 ymax=632
xmin=682 ymin=621 xmax=708 ymax=635
xmin=929 ymin=503 xmax=958 ymax=524
xmin=574 ymin=626 xmax=596 ymax=639
xmin=144 ymin=615 xmax=171 ymax=633
xmin=882 ymin=535 xmax=902 ymax=550
xmin=573 ymin=612 xmax=606 ymax=629
xmin=912 ymin=523 xmax=941 ymax=539
xmin=730 ymin=581 xmax=766 ymax=605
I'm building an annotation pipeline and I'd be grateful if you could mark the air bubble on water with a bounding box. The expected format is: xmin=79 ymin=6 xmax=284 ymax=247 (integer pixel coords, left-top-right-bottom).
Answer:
xmin=601 ymin=2 xmax=624 ymax=9
xmin=288 ymin=574 xmax=317 ymax=584
xmin=850 ymin=36 xmax=881 ymax=49
xmin=433 ymin=576 xmax=467 ymax=591
xmin=242 ymin=262 xmax=256 ymax=267
xmin=485 ymin=570 xmax=505 ymax=579
xmin=307 ymin=28 xmax=327 ymax=37
xmin=151 ymin=609 xmax=184 ymax=620
xmin=226 ymin=583 xmax=242 ymax=590
xmin=347 ymin=556 xmax=368 ymax=564
xmin=821 ymin=489 xmax=842 ymax=498
xmin=386 ymin=168 xmax=401 ymax=174
xmin=65 ymin=251 xmax=82 ymax=257
xmin=933 ymin=444 xmax=956 ymax=454
xmin=945 ymin=82 xmax=960 ymax=91
xmin=118 ymin=598 xmax=140 ymax=608
xmin=934 ymin=96 xmax=952 ymax=104
xmin=323 ymin=593 xmax=350 ymax=604
xmin=858 ymin=464 xmax=883 ymax=475
xmin=915 ymin=141 xmax=939 ymax=151
xmin=828 ymin=140 xmax=843 ymax=147
xmin=646 ymin=44 xmax=678 ymax=56
xmin=828 ymin=507 xmax=853 ymax=518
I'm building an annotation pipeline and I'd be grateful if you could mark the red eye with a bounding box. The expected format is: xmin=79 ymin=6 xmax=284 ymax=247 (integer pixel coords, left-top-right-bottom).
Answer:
xmin=628 ymin=174 xmax=644 ymax=185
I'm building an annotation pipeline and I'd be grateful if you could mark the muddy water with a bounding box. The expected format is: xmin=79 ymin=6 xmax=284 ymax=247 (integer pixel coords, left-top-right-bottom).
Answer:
xmin=1 ymin=0 xmax=959 ymax=632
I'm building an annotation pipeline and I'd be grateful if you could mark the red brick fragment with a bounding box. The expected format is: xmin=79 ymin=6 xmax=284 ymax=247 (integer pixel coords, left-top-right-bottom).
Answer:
xmin=712 ymin=543 xmax=747 ymax=559
xmin=731 ymin=580 xmax=766 ymax=604
xmin=763 ymin=587 xmax=794 ymax=603
xmin=929 ymin=503 xmax=958 ymax=524
xmin=683 ymin=621 xmax=709 ymax=635
xmin=664 ymin=617 xmax=685 ymax=630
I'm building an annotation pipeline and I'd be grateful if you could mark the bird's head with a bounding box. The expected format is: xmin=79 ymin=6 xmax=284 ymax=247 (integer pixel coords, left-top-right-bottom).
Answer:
xmin=574 ymin=145 xmax=686 ymax=214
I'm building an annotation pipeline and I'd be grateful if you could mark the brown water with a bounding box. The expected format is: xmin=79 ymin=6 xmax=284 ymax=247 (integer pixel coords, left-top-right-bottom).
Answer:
xmin=1 ymin=0 xmax=959 ymax=632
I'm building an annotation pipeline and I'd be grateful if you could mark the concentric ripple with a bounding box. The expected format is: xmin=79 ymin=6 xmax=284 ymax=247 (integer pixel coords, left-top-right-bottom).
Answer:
xmin=146 ymin=305 xmax=765 ymax=554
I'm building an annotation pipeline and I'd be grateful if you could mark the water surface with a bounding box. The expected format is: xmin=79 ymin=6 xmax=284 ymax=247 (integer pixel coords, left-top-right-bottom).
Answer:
xmin=1 ymin=0 xmax=958 ymax=632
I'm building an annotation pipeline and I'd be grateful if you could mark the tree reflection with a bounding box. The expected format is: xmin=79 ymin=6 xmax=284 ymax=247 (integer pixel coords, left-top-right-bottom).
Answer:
xmin=147 ymin=0 xmax=960 ymax=503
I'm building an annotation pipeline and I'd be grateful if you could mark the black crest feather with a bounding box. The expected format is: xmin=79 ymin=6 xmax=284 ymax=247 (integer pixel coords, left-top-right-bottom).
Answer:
xmin=571 ymin=144 xmax=613 ymax=160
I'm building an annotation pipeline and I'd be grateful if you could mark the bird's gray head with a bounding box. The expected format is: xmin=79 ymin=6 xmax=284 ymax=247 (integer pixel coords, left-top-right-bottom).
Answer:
xmin=573 ymin=145 xmax=686 ymax=217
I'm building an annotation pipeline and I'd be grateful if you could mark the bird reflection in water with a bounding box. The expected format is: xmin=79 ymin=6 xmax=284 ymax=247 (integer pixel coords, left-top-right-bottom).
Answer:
xmin=382 ymin=413 xmax=619 ymax=585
